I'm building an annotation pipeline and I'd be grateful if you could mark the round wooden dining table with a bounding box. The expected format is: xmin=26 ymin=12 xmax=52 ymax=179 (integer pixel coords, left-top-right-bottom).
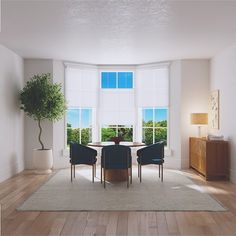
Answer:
xmin=87 ymin=142 xmax=146 ymax=182
xmin=87 ymin=141 xmax=146 ymax=148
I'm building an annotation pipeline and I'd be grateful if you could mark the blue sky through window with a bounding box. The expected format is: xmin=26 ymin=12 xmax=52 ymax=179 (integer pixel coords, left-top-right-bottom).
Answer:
xmin=101 ymin=72 xmax=116 ymax=88
xmin=155 ymin=108 xmax=167 ymax=122
xmin=101 ymin=72 xmax=133 ymax=88
xmin=67 ymin=109 xmax=92 ymax=128
xmin=67 ymin=109 xmax=80 ymax=128
xmin=143 ymin=109 xmax=153 ymax=123
xmin=118 ymin=72 xmax=133 ymax=88
xmin=81 ymin=109 xmax=92 ymax=128
xmin=143 ymin=108 xmax=167 ymax=123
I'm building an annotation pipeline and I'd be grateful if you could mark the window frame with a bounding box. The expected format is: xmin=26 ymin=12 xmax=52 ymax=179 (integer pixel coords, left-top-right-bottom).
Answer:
xmin=66 ymin=107 xmax=93 ymax=146
xmin=142 ymin=107 xmax=169 ymax=147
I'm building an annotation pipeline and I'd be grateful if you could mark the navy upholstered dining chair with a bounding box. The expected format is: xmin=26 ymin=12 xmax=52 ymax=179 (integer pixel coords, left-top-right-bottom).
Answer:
xmin=101 ymin=145 xmax=132 ymax=188
xmin=69 ymin=142 xmax=97 ymax=182
xmin=137 ymin=141 xmax=165 ymax=182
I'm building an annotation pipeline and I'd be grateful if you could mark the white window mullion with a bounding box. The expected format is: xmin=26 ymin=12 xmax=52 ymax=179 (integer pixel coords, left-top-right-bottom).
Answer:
xmin=79 ymin=108 xmax=82 ymax=144
xmin=116 ymin=72 xmax=118 ymax=88
xmin=153 ymin=107 xmax=155 ymax=144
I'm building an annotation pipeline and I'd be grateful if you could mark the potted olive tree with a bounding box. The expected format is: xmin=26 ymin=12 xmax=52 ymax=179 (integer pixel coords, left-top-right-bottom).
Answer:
xmin=20 ymin=73 xmax=66 ymax=174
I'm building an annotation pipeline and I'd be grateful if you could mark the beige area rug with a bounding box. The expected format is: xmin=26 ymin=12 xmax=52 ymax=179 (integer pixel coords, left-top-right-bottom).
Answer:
xmin=18 ymin=167 xmax=226 ymax=211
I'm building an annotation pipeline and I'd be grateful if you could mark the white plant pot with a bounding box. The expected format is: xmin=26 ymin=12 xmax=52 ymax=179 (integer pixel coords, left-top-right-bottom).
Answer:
xmin=33 ymin=149 xmax=53 ymax=174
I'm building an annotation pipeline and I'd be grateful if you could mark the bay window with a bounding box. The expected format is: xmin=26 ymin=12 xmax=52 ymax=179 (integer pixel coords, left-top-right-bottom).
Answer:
xmin=65 ymin=63 xmax=169 ymax=149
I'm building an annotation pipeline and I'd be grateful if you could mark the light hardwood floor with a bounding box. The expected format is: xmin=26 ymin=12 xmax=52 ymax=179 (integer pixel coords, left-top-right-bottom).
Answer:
xmin=1 ymin=168 xmax=236 ymax=236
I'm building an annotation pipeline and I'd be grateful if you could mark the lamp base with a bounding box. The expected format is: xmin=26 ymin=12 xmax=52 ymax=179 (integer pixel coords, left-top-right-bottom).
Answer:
xmin=197 ymin=126 xmax=207 ymax=138
xmin=197 ymin=126 xmax=201 ymax=137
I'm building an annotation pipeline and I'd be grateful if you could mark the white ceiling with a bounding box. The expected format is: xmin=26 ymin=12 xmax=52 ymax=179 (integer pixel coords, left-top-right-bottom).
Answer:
xmin=1 ymin=0 xmax=236 ymax=64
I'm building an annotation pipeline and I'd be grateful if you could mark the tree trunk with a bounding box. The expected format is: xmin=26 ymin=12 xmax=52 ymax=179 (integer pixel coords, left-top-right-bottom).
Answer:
xmin=37 ymin=119 xmax=44 ymax=150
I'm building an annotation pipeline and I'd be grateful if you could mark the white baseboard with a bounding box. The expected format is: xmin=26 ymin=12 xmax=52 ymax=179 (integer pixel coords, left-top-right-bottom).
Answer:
xmin=0 ymin=164 xmax=24 ymax=183
xmin=180 ymin=158 xmax=189 ymax=169
xmin=165 ymin=157 xmax=181 ymax=169
xmin=230 ymin=169 xmax=236 ymax=184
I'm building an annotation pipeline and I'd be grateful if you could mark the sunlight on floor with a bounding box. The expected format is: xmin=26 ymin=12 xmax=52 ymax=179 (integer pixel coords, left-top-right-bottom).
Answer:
xmin=186 ymin=184 xmax=229 ymax=195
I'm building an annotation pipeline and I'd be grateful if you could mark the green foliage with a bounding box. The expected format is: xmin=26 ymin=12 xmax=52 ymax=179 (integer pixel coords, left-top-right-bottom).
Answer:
xmin=67 ymin=123 xmax=74 ymax=144
xmin=118 ymin=128 xmax=133 ymax=141
xmin=155 ymin=128 xmax=167 ymax=145
xmin=155 ymin=120 xmax=167 ymax=127
xmin=143 ymin=120 xmax=167 ymax=127
xmin=67 ymin=124 xmax=91 ymax=146
xmin=143 ymin=128 xmax=153 ymax=145
xmin=81 ymin=128 xmax=91 ymax=145
xmin=101 ymin=128 xmax=116 ymax=142
xmin=67 ymin=120 xmax=167 ymax=146
xmin=101 ymin=127 xmax=133 ymax=142
xmin=20 ymin=73 xmax=66 ymax=149
xmin=67 ymin=124 xmax=80 ymax=144
xmin=142 ymin=120 xmax=153 ymax=127
xmin=20 ymin=73 xmax=66 ymax=121
xmin=143 ymin=120 xmax=168 ymax=145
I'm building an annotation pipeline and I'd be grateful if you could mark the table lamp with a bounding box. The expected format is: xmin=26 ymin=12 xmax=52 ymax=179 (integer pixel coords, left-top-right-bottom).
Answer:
xmin=190 ymin=113 xmax=208 ymax=137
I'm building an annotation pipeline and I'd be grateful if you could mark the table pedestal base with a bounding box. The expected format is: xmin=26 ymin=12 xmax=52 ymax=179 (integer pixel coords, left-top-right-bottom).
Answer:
xmin=105 ymin=169 xmax=128 ymax=182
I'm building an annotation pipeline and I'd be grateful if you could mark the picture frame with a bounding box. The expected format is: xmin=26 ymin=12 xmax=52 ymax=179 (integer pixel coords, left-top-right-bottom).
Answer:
xmin=210 ymin=90 xmax=219 ymax=129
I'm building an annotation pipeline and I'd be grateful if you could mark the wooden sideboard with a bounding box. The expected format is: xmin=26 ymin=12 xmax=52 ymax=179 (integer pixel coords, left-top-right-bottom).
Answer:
xmin=189 ymin=137 xmax=229 ymax=180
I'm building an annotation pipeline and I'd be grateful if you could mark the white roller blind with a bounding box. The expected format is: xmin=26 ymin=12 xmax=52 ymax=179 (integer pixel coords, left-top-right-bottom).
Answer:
xmin=66 ymin=66 xmax=98 ymax=107
xmin=136 ymin=67 xmax=169 ymax=107
xmin=66 ymin=64 xmax=169 ymax=126
xmin=99 ymin=90 xmax=135 ymax=125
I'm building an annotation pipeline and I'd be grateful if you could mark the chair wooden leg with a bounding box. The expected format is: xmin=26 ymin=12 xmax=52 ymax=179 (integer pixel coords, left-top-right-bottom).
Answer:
xmin=101 ymin=166 xmax=103 ymax=184
xmin=130 ymin=165 xmax=132 ymax=184
xmin=92 ymin=164 xmax=94 ymax=183
xmin=161 ymin=164 xmax=163 ymax=182
xmin=159 ymin=165 xmax=160 ymax=178
xmin=140 ymin=165 xmax=142 ymax=183
xmin=127 ymin=168 xmax=129 ymax=188
xmin=74 ymin=165 xmax=75 ymax=178
xmin=71 ymin=164 xmax=72 ymax=182
xmin=103 ymin=168 xmax=106 ymax=188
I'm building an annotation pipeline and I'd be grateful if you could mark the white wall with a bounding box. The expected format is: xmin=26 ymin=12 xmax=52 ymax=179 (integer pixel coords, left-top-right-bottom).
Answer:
xmin=210 ymin=43 xmax=236 ymax=184
xmin=180 ymin=59 xmax=210 ymax=168
xmin=0 ymin=44 xmax=24 ymax=182
xmin=53 ymin=60 xmax=69 ymax=169
xmin=168 ymin=59 xmax=210 ymax=169
xmin=168 ymin=60 xmax=182 ymax=169
xmin=24 ymin=59 xmax=53 ymax=169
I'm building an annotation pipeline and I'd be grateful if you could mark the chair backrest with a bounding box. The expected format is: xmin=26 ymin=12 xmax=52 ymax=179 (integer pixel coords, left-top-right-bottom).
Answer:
xmin=101 ymin=145 xmax=131 ymax=169
xmin=70 ymin=142 xmax=97 ymax=164
xmin=137 ymin=141 xmax=164 ymax=160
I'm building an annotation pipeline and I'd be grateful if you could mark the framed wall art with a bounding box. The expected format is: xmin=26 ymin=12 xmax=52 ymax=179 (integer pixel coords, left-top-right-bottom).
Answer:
xmin=210 ymin=90 xmax=219 ymax=129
